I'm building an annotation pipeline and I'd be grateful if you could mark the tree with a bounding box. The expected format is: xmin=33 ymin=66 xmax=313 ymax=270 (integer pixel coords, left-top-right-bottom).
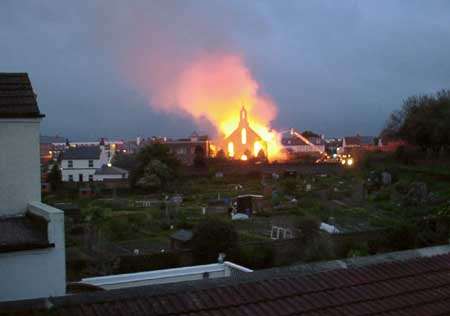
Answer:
xmin=257 ymin=149 xmax=267 ymax=162
xmin=81 ymin=206 xmax=111 ymax=252
xmin=111 ymin=151 xmax=137 ymax=171
xmin=191 ymin=217 xmax=238 ymax=263
xmin=297 ymin=215 xmax=321 ymax=242
xmin=48 ymin=163 xmax=62 ymax=191
xmin=301 ymin=130 xmax=320 ymax=138
xmin=193 ymin=145 xmax=206 ymax=168
xmin=137 ymin=159 xmax=172 ymax=191
xmin=131 ymin=143 xmax=180 ymax=188
xmin=382 ymin=90 xmax=450 ymax=152
xmin=215 ymin=149 xmax=226 ymax=160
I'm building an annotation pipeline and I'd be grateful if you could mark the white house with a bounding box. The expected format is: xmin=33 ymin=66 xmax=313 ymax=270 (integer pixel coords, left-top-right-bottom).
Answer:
xmin=61 ymin=145 xmax=109 ymax=182
xmin=281 ymin=129 xmax=325 ymax=155
xmin=94 ymin=164 xmax=129 ymax=181
xmin=0 ymin=73 xmax=65 ymax=302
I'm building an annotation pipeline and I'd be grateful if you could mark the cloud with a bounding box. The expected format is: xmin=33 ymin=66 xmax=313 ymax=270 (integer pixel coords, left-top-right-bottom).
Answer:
xmin=1 ymin=0 xmax=450 ymax=138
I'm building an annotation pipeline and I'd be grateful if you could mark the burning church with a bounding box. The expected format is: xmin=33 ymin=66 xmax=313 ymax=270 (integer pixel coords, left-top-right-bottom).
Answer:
xmin=223 ymin=107 xmax=267 ymax=160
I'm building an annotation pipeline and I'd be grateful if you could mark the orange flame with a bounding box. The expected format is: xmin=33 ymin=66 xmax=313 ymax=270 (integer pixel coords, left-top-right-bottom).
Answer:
xmin=129 ymin=53 xmax=283 ymax=160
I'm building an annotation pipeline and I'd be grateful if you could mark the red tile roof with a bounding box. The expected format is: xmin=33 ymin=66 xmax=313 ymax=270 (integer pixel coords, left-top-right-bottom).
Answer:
xmin=3 ymin=250 xmax=450 ymax=315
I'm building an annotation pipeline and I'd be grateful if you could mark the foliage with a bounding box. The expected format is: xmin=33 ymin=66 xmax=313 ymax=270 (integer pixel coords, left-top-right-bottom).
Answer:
xmin=131 ymin=143 xmax=180 ymax=188
xmin=117 ymin=252 xmax=180 ymax=273
xmin=193 ymin=145 xmax=206 ymax=168
xmin=380 ymin=224 xmax=417 ymax=251
xmin=256 ymin=149 xmax=267 ymax=162
xmin=137 ymin=159 xmax=172 ymax=191
xmin=280 ymin=178 xmax=297 ymax=195
xmin=48 ymin=163 xmax=62 ymax=191
xmin=302 ymin=234 xmax=335 ymax=262
xmin=215 ymin=149 xmax=226 ymax=160
xmin=347 ymin=245 xmax=369 ymax=258
xmin=191 ymin=217 xmax=238 ymax=263
xmin=297 ymin=215 xmax=321 ymax=241
xmin=81 ymin=206 xmax=112 ymax=250
xmin=82 ymin=206 xmax=112 ymax=226
xmin=233 ymin=243 xmax=274 ymax=269
xmin=382 ymin=90 xmax=450 ymax=151
xmin=111 ymin=152 xmax=137 ymax=171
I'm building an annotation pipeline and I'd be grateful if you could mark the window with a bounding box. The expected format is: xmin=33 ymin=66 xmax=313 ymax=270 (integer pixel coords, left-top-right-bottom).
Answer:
xmin=68 ymin=175 xmax=73 ymax=182
xmin=89 ymin=174 xmax=93 ymax=182
xmin=88 ymin=160 xmax=94 ymax=168
xmin=79 ymin=174 xmax=84 ymax=182
xmin=68 ymin=160 xmax=73 ymax=168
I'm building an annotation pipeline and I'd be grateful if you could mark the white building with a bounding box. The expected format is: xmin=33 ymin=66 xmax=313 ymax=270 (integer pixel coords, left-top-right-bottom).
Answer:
xmin=0 ymin=73 xmax=65 ymax=301
xmin=79 ymin=261 xmax=252 ymax=290
xmin=281 ymin=129 xmax=325 ymax=155
xmin=61 ymin=145 xmax=109 ymax=182
xmin=94 ymin=164 xmax=129 ymax=181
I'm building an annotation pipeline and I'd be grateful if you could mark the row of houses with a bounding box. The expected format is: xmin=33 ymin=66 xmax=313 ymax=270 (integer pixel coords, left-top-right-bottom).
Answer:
xmin=4 ymin=74 xmax=450 ymax=315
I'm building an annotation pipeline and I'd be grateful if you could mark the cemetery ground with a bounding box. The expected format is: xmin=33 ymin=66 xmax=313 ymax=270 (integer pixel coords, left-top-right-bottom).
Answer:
xmin=43 ymin=153 xmax=450 ymax=281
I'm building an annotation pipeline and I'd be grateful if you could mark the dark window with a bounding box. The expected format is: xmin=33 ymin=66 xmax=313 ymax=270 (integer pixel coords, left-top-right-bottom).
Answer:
xmin=68 ymin=160 xmax=73 ymax=168
xmin=89 ymin=174 xmax=93 ymax=182
xmin=88 ymin=160 xmax=94 ymax=168
xmin=79 ymin=174 xmax=83 ymax=182
xmin=68 ymin=175 xmax=73 ymax=182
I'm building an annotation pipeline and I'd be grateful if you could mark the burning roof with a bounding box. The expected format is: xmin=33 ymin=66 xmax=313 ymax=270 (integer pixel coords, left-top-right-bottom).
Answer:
xmin=223 ymin=106 xmax=267 ymax=160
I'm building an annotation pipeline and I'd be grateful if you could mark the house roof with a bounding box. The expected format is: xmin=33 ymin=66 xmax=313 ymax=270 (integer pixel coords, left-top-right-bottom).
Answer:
xmin=3 ymin=245 xmax=450 ymax=315
xmin=0 ymin=213 xmax=52 ymax=253
xmin=0 ymin=73 xmax=44 ymax=119
xmin=170 ymin=229 xmax=193 ymax=242
xmin=40 ymin=135 xmax=66 ymax=144
xmin=95 ymin=164 xmax=128 ymax=175
xmin=62 ymin=146 xmax=101 ymax=160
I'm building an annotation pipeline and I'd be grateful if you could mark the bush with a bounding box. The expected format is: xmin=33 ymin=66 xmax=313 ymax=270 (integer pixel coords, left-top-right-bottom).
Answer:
xmin=372 ymin=189 xmax=391 ymax=202
xmin=232 ymin=243 xmax=274 ymax=269
xmin=192 ymin=217 xmax=238 ymax=264
xmin=280 ymin=178 xmax=298 ymax=196
xmin=378 ymin=224 xmax=417 ymax=251
xmin=302 ymin=234 xmax=335 ymax=262
xmin=297 ymin=215 xmax=321 ymax=241
xmin=117 ymin=252 xmax=180 ymax=273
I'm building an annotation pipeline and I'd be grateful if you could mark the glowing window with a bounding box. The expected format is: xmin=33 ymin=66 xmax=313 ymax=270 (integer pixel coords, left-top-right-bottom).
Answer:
xmin=241 ymin=128 xmax=247 ymax=145
xmin=240 ymin=154 xmax=248 ymax=161
xmin=228 ymin=142 xmax=234 ymax=157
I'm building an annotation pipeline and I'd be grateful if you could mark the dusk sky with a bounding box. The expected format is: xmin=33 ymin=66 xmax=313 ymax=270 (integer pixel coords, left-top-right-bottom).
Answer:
xmin=1 ymin=1 xmax=450 ymax=140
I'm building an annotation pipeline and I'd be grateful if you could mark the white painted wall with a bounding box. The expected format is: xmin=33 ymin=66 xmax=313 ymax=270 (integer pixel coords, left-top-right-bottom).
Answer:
xmin=284 ymin=144 xmax=325 ymax=153
xmin=81 ymin=262 xmax=252 ymax=290
xmin=0 ymin=119 xmax=41 ymax=216
xmin=0 ymin=202 xmax=66 ymax=302
xmin=61 ymin=147 xmax=109 ymax=182
xmin=94 ymin=172 xmax=128 ymax=182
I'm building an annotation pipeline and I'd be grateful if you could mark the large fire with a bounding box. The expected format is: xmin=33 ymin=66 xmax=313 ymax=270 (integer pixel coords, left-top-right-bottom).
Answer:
xmin=128 ymin=53 xmax=283 ymax=160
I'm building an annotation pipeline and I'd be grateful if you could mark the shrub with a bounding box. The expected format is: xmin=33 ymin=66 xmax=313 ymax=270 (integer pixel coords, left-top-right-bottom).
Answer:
xmin=232 ymin=243 xmax=274 ymax=269
xmin=117 ymin=252 xmax=180 ymax=273
xmin=280 ymin=178 xmax=298 ymax=196
xmin=192 ymin=217 xmax=238 ymax=264
xmin=297 ymin=215 xmax=321 ymax=241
